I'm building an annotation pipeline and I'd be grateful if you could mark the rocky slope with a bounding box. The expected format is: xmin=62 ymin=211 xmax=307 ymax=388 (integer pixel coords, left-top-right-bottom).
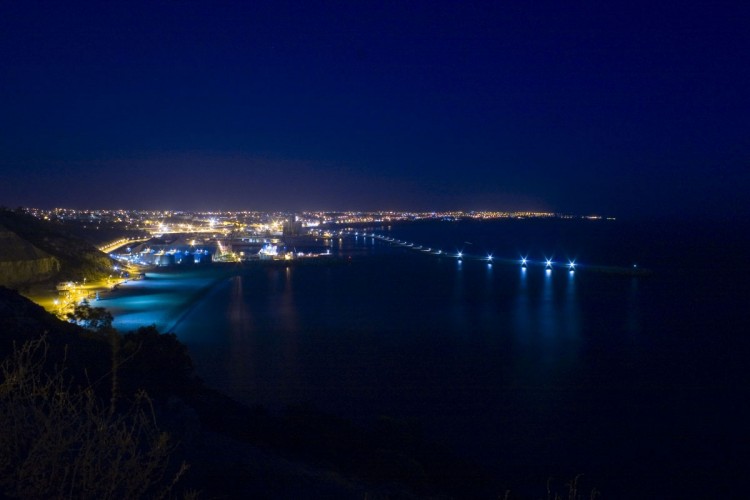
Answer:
xmin=0 ymin=209 xmax=114 ymax=287
xmin=0 ymin=226 xmax=60 ymax=287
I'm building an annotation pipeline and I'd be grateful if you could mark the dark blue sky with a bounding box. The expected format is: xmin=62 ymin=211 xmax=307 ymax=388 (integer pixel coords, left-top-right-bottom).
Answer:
xmin=1 ymin=1 xmax=748 ymax=216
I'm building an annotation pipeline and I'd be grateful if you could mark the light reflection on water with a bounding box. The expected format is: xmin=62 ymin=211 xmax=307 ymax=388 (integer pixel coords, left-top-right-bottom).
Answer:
xmin=227 ymin=275 xmax=255 ymax=397
xmin=450 ymin=258 xmax=466 ymax=331
xmin=564 ymin=269 xmax=580 ymax=339
xmin=130 ymin=220 xmax=745 ymax=496
xmin=108 ymin=270 xmax=227 ymax=332
xmin=108 ymin=242 xmax=592 ymax=414
xmin=278 ymin=267 xmax=301 ymax=403
xmin=103 ymin=239 xmax=654 ymax=492
xmin=514 ymin=267 xmax=530 ymax=337
xmin=541 ymin=266 xmax=555 ymax=338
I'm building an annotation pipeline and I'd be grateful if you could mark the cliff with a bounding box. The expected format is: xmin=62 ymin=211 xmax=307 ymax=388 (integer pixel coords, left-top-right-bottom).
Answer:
xmin=0 ymin=226 xmax=60 ymax=287
xmin=0 ymin=210 xmax=114 ymax=287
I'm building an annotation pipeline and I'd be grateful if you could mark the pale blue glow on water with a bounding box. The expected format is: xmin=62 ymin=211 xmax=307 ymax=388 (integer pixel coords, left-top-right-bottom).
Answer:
xmin=107 ymin=270 xmax=229 ymax=332
xmin=541 ymin=264 xmax=556 ymax=337
xmin=98 ymin=219 xmax=750 ymax=499
xmin=564 ymin=268 xmax=580 ymax=338
xmin=514 ymin=264 xmax=530 ymax=334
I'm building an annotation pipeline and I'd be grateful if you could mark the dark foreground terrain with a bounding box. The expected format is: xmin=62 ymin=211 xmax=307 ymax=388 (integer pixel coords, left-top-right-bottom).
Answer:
xmin=1 ymin=286 xmax=535 ymax=498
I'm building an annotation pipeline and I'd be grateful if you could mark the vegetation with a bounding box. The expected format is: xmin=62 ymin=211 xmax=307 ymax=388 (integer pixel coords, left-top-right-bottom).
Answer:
xmin=0 ymin=208 xmax=115 ymax=283
xmin=0 ymin=288 xmax=195 ymax=498
xmin=0 ymin=212 xmax=606 ymax=497
xmin=0 ymin=337 xmax=189 ymax=499
xmin=67 ymin=299 xmax=114 ymax=331
xmin=0 ymin=287 xmax=599 ymax=498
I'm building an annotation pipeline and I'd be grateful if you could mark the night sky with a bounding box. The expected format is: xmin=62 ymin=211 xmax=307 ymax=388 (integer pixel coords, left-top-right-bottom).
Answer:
xmin=1 ymin=1 xmax=748 ymax=217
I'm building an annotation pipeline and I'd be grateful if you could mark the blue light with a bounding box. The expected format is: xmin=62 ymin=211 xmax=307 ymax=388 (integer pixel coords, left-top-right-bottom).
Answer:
xmin=545 ymin=258 xmax=553 ymax=268
xmin=487 ymin=254 xmax=493 ymax=262
xmin=457 ymin=251 xmax=463 ymax=258
xmin=521 ymin=257 xmax=527 ymax=267
xmin=568 ymin=260 xmax=576 ymax=271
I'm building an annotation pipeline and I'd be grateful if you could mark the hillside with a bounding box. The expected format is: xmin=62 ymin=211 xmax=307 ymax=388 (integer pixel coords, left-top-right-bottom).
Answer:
xmin=0 ymin=209 xmax=115 ymax=287
xmin=0 ymin=286 xmax=502 ymax=498
xmin=0 ymin=226 xmax=60 ymax=287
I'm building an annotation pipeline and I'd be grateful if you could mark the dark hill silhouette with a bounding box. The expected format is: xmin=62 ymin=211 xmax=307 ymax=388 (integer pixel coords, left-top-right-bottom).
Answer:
xmin=0 ymin=209 xmax=115 ymax=287
xmin=0 ymin=286 xmax=504 ymax=498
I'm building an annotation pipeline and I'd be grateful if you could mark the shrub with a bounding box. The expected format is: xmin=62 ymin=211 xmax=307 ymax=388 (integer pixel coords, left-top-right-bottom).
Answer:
xmin=0 ymin=336 xmax=188 ymax=499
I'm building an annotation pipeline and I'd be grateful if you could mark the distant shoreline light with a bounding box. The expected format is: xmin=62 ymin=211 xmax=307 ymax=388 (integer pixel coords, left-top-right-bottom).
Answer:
xmin=19 ymin=207 xmax=617 ymax=239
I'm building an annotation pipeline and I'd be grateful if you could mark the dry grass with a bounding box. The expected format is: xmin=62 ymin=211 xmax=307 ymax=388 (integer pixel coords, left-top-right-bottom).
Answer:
xmin=0 ymin=336 xmax=189 ymax=499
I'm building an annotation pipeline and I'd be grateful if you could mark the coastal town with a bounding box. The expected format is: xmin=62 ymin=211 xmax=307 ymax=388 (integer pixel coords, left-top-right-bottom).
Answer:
xmin=3 ymin=207 xmax=621 ymax=320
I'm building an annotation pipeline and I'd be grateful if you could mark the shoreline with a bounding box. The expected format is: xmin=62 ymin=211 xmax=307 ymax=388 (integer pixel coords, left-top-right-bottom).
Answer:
xmin=110 ymin=261 xmax=340 ymax=333
xmin=104 ymin=266 xmax=235 ymax=333
xmin=164 ymin=270 xmax=234 ymax=333
xmin=16 ymin=258 xmax=347 ymax=328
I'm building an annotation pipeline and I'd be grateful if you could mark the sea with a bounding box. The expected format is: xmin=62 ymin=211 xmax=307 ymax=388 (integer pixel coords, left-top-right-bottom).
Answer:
xmin=109 ymin=217 xmax=750 ymax=498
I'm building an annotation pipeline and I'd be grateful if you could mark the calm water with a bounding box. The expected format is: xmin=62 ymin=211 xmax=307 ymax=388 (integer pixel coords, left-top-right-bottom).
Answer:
xmin=112 ymin=219 xmax=749 ymax=497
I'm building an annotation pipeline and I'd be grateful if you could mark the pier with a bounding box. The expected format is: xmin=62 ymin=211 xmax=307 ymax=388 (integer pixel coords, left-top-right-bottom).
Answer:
xmin=340 ymin=230 xmax=651 ymax=275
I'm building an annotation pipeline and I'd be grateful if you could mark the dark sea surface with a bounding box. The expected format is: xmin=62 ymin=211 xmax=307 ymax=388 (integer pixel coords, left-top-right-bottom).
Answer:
xmin=113 ymin=218 xmax=750 ymax=498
